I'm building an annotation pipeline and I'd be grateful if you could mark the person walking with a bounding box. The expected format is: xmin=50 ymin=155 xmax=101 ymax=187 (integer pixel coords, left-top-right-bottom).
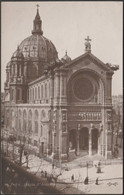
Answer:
xmin=52 ymin=162 xmax=54 ymax=169
xmin=84 ymin=176 xmax=88 ymax=185
xmin=95 ymin=177 xmax=99 ymax=185
xmin=44 ymin=171 xmax=47 ymax=178
xmin=71 ymin=174 xmax=74 ymax=182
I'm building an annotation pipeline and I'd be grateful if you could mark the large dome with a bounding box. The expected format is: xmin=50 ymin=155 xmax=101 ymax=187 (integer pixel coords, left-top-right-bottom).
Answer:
xmin=12 ymin=8 xmax=58 ymax=64
xmin=18 ymin=34 xmax=58 ymax=62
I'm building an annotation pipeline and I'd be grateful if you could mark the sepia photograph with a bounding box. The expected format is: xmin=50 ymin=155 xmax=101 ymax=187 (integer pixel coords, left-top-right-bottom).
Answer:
xmin=1 ymin=1 xmax=123 ymax=194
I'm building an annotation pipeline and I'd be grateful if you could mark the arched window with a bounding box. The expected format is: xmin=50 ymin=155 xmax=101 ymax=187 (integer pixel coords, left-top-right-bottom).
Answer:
xmin=23 ymin=110 xmax=27 ymax=134
xmin=18 ymin=110 xmax=21 ymax=131
xmin=6 ymin=109 xmax=10 ymax=128
xmin=41 ymin=125 xmax=43 ymax=137
xmin=34 ymin=110 xmax=38 ymax=135
xmin=19 ymin=65 xmax=21 ymax=76
xmin=32 ymin=88 xmax=34 ymax=101
xmin=11 ymin=89 xmax=14 ymax=100
xmin=35 ymin=87 xmax=37 ymax=100
xmin=38 ymin=86 xmax=40 ymax=99
xmin=28 ymin=110 xmax=32 ymax=134
xmin=13 ymin=64 xmax=15 ymax=75
xmin=45 ymin=83 xmax=47 ymax=98
xmin=17 ymin=89 xmax=21 ymax=100
xmin=41 ymin=85 xmax=43 ymax=99
xmin=11 ymin=110 xmax=15 ymax=129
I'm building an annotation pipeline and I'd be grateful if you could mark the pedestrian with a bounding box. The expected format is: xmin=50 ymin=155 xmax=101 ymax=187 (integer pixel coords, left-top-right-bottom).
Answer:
xmin=71 ymin=174 xmax=74 ymax=182
xmin=95 ymin=177 xmax=99 ymax=185
xmin=44 ymin=171 xmax=47 ymax=178
xmin=41 ymin=170 xmax=44 ymax=177
xmin=84 ymin=176 xmax=88 ymax=185
xmin=98 ymin=161 xmax=101 ymax=167
xmin=52 ymin=162 xmax=54 ymax=169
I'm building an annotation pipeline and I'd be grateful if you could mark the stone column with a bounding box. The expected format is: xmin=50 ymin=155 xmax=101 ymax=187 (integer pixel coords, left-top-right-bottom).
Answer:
xmin=89 ymin=123 xmax=93 ymax=156
xmin=54 ymin=71 xmax=60 ymax=105
xmin=52 ymin=131 xmax=56 ymax=157
xmin=98 ymin=123 xmax=103 ymax=155
xmin=60 ymin=71 xmax=67 ymax=105
xmin=50 ymin=74 xmax=54 ymax=105
xmin=77 ymin=124 xmax=80 ymax=155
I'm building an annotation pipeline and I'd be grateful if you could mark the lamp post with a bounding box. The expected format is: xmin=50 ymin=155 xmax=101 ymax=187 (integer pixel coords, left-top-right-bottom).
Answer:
xmin=84 ymin=162 xmax=89 ymax=185
xmin=76 ymin=124 xmax=80 ymax=156
xmin=89 ymin=123 xmax=93 ymax=156
xmin=86 ymin=162 xmax=89 ymax=178
xmin=98 ymin=123 xmax=103 ymax=155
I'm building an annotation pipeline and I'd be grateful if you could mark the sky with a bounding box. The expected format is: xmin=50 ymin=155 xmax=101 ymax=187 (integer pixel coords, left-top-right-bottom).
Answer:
xmin=1 ymin=1 xmax=123 ymax=95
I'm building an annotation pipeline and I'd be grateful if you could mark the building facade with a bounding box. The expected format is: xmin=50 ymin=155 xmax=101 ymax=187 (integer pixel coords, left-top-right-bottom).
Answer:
xmin=4 ymin=8 xmax=119 ymax=161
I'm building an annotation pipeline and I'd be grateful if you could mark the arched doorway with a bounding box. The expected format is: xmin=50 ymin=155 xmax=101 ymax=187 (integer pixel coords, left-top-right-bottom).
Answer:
xmin=79 ymin=127 xmax=89 ymax=150
xmin=69 ymin=129 xmax=77 ymax=150
xmin=92 ymin=128 xmax=99 ymax=154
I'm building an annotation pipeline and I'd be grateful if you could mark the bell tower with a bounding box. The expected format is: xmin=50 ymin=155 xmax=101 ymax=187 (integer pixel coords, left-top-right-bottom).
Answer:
xmin=8 ymin=47 xmax=27 ymax=103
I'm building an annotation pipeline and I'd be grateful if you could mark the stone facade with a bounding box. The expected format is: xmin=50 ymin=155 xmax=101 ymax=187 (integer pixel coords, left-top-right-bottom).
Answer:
xmin=4 ymin=8 xmax=119 ymax=161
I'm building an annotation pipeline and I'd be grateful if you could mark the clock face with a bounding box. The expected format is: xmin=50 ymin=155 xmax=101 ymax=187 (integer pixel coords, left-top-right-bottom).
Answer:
xmin=73 ymin=77 xmax=94 ymax=100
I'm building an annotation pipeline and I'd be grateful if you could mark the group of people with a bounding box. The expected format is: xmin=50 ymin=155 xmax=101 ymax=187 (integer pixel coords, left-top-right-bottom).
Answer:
xmin=71 ymin=174 xmax=99 ymax=185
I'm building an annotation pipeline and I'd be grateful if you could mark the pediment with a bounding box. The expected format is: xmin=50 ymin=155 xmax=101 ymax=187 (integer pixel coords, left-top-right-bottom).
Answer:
xmin=63 ymin=52 xmax=113 ymax=73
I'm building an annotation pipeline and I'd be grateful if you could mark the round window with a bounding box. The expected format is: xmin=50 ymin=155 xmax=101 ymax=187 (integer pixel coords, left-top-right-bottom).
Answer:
xmin=73 ymin=77 xmax=94 ymax=100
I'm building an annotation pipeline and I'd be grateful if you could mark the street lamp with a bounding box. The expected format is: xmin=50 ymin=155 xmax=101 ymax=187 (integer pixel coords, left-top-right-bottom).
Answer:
xmin=84 ymin=162 xmax=89 ymax=185
xmin=86 ymin=162 xmax=89 ymax=178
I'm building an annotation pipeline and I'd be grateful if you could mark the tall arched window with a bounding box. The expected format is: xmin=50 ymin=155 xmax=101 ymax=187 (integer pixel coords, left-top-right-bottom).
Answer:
xmin=41 ymin=85 xmax=43 ymax=99
xmin=18 ymin=110 xmax=21 ymax=132
xmin=11 ymin=110 xmax=15 ymax=128
xmin=6 ymin=109 xmax=10 ymax=128
xmin=28 ymin=110 xmax=32 ymax=134
xmin=35 ymin=87 xmax=37 ymax=100
xmin=45 ymin=83 xmax=47 ymax=98
xmin=33 ymin=88 xmax=34 ymax=101
xmin=38 ymin=86 xmax=40 ymax=99
xmin=34 ymin=110 xmax=38 ymax=135
xmin=19 ymin=65 xmax=21 ymax=76
xmin=23 ymin=110 xmax=27 ymax=134
xmin=41 ymin=125 xmax=43 ymax=137
xmin=17 ymin=89 xmax=21 ymax=100
xmin=11 ymin=89 xmax=14 ymax=100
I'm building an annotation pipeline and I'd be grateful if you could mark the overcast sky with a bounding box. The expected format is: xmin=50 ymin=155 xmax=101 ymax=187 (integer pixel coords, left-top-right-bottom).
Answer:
xmin=1 ymin=1 xmax=123 ymax=95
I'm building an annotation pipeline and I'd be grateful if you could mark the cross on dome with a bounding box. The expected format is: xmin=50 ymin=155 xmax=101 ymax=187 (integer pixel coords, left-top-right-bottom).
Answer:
xmin=85 ymin=36 xmax=92 ymax=52
xmin=36 ymin=4 xmax=40 ymax=10
xmin=85 ymin=36 xmax=91 ymax=42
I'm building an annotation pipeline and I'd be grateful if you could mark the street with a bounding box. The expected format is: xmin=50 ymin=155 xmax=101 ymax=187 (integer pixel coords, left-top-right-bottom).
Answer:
xmin=2 ymin=140 xmax=123 ymax=194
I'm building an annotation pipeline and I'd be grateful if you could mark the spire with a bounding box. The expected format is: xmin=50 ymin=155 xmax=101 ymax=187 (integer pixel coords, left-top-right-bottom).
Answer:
xmin=32 ymin=5 xmax=43 ymax=35
xmin=85 ymin=36 xmax=91 ymax=52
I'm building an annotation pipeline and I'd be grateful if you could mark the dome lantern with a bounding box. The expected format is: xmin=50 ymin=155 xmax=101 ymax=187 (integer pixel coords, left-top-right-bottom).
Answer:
xmin=32 ymin=5 xmax=43 ymax=35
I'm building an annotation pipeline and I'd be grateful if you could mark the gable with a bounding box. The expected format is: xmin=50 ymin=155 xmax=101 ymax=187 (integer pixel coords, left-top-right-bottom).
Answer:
xmin=62 ymin=52 xmax=113 ymax=73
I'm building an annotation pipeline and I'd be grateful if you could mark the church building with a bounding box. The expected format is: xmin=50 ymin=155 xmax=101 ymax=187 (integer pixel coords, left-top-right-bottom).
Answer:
xmin=4 ymin=7 xmax=119 ymax=161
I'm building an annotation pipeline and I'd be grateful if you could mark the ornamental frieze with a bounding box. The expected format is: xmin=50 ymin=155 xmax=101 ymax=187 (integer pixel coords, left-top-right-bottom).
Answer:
xmin=68 ymin=111 xmax=102 ymax=121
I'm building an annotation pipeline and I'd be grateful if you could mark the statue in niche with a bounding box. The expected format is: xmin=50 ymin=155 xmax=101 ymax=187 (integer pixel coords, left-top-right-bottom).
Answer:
xmin=62 ymin=112 xmax=66 ymax=120
xmin=62 ymin=123 xmax=66 ymax=132
xmin=107 ymin=112 xmax=112 ymax=120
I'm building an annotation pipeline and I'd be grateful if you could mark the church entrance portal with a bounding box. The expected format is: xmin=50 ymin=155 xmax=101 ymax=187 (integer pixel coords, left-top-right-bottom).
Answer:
xmin=79 ymin=127 xmax=89 ymax=150
xmin=68 ymin=127 xmax=99 ymax=157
